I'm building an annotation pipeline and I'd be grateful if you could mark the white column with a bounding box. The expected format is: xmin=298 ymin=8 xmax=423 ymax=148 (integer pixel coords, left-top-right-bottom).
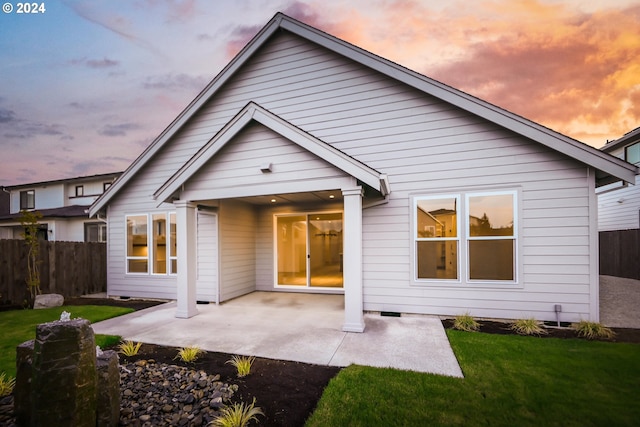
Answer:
xmin=175 ymin=200 xmax=198 ymax=318
xmin=342 ymin=186 xmax=365 ymax=332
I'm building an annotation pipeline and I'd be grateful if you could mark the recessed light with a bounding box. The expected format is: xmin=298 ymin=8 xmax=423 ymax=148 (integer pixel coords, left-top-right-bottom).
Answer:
xmin=329 ymin=194 xmax=335 ymax=199
xmin=271 ymin=198 xmax=277 ymax=203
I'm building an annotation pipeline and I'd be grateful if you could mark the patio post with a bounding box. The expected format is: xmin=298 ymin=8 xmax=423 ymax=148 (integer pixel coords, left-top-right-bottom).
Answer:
xmin=342 ymin=186 xmax=365 ymax=332
xmin=174 ymin=200 xmax=198 ymax=318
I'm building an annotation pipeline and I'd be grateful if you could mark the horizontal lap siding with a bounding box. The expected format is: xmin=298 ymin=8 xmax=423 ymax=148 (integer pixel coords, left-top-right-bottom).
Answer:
xmin=107 ymin=31 xmax=595 ymax=320
xmin=598 ymin=175 xmax=640 ymax=231
xmin=218 ymin=200 xmax=257 ymax=301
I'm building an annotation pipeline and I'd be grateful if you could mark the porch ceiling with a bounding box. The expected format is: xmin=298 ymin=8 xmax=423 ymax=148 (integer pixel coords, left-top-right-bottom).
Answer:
xmin=231 ymin=190 xmax=342 ymax=205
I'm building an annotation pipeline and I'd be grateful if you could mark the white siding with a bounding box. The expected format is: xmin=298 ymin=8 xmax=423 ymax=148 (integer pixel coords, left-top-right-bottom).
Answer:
xmin=218 ymin=199 xmax=257 ymax=302
xmin=197 ymin=210 xmax=218 ymax=301
xmin=106 ymin=31 xmax=599 ymax=321
xmin=598 ymin=175 xmax=640 ymax=230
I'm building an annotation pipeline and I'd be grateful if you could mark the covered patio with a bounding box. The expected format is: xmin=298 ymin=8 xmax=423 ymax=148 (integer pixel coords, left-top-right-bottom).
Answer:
xmin=91 ymin=292 xmax=463 ymax=377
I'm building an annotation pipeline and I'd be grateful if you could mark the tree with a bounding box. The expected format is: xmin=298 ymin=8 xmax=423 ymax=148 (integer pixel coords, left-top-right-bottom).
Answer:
xmin=19 ymin=210 xmax=43 ymax=306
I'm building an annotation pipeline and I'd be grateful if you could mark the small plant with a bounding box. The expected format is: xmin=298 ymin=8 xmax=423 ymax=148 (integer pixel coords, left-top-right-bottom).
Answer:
xmin=510 ymin=318 xmax=548 ymax=336
xmin=0 ymin=373 xmax=16 ymax=397
xmin=226 ymin=355 xmax=256 ymax=378
xmin=574 ymin=320 xmax=615 ymax=340
xmin=210 ymin=398 xmax=264 ymax=427
xmin=453 ymin=312 xmax=479 ymax=332
xmin=175 ymin=346 xmax=203 ymax=363
xmin=118 ymin=340 xmax=142 ymax=356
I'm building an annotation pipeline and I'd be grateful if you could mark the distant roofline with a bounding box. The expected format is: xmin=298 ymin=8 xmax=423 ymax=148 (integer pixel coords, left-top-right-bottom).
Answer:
xmin=600 ymin=126 xmax=640 ymax=153
xmin=4 ymin=172 xmax=122 ymax=190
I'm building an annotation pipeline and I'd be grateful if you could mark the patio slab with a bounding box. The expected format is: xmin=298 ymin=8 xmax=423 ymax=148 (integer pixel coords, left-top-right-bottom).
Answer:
xmin=91 ymin=291 xmax=463 ymax=377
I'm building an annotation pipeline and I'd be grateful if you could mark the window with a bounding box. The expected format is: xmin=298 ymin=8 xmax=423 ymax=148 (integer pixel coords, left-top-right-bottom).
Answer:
xmin=85 ymin=223 xmax=107 ymax=242
xmin=126 ymin=215 xmax=148 ymax=273
xmin=126 ymin=213 xmax=176 ymax=275
xmin=415 ymin=196 xmax=459 ymax=280
xmin=625 ymin=142 xmax=640 ymax=165
xmin=103 ymin=182 xmax=112 ymax=192
xmin=20 ymin=190 xmax=35 ymax=210
xmin=75 ymin=185 xmax=84 ymax=197
xmin=414 ymin=190 xmax=517 ymax=283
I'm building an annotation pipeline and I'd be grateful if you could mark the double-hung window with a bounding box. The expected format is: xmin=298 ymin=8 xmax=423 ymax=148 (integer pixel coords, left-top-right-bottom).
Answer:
xmin=414 ymin=190 xmax=517 ymax=283
xmin=126 ymin=213 xmax=177 ymax=275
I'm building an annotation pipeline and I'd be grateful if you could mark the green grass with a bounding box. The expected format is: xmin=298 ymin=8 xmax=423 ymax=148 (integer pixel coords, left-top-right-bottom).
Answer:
xmin=307 ymin=331 xmax=640 ymax=427
xmin=0 ymin=305 xmax=132 ymax=377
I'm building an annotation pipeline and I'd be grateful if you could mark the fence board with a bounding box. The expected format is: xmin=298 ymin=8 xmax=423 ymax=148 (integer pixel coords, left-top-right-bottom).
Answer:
xmin=0 ymin=239 xmax=106 ymax=305
xmin=599 ymin=229 xmax=640 ymax=280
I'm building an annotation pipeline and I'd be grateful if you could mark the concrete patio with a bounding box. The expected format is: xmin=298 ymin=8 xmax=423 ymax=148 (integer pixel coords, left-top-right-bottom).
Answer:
xmin=91 ymin=291 xmax=464 ymax=377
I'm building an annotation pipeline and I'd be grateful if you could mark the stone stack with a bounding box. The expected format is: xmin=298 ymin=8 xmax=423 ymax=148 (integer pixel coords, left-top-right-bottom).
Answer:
xmin=15 ymin=318 xmax=120 ymax=427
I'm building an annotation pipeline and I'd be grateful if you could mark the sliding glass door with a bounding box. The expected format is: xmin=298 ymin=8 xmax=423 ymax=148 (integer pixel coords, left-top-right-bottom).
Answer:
xmin=276 ymin=212 xmax=343 ymax=288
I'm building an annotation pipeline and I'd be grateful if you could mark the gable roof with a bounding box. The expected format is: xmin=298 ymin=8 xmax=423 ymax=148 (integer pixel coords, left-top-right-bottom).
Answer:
xmin=90 ymin=12 xmax=637 ymax=217
xmin=600 ymin=126 xmax=640 ymax=153
xmin=153 ymin=102 xmax=389 ymax=205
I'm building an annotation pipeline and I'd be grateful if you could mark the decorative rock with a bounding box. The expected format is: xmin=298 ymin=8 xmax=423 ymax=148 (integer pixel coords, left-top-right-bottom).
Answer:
xmin=33 ymin=293 xmax=64 ymax=309
xmin=31 ymin=318 xmax=97 ymax=426
xmin=96 ymin=350 xmax=120 ymax=427
xmin=14 ymin=340 xmax=34 ymax=427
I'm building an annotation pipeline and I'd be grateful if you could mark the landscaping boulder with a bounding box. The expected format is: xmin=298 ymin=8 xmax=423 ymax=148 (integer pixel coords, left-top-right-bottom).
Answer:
xmin=33 ymin=293 xmax=64 ymax=309
xmin=30 ymin=318 xmax=97 ymax=426
xmin=96 ymin=350 xmax=120 ymax=427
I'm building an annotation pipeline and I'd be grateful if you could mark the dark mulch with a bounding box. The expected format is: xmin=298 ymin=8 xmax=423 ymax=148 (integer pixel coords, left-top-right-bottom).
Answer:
xmin=115 ymin=343 xmax=340 ymax=427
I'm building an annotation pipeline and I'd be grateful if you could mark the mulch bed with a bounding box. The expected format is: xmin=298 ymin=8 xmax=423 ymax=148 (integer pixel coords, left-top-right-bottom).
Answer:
xmin=27 ymin=297 xmax=639 ymax=426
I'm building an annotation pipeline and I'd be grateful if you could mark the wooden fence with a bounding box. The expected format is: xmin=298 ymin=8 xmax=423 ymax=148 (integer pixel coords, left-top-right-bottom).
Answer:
xmin=0 ymin=239 xmax=106 ymax=305
xmin=599 ymin=229 xmax=640 ymax=280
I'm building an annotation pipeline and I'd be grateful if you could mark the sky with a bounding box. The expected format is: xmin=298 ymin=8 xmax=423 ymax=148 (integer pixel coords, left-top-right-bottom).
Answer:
xmin=1 ymin=0 xmax=639 ymax=186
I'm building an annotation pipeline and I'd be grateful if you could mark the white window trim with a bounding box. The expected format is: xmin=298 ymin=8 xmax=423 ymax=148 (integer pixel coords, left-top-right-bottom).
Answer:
xmin=125 ymin=212 xmax=177 ymax=276
xmin=412 ymin=189 xmax=521 ymax=287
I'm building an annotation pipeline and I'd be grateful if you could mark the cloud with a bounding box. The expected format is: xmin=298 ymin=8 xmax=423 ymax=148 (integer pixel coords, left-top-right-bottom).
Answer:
xmin=70 ymin=57 xmax=120 ymax=69
xmin=423 ymin=3 xmax=640 ymax=143
xmin=142 ymin=73 xmax=209 ymax=91
xmin=98 ymin=122 xmax=141 ymax=137
xmin=0 ymin=107 xmax=16 ymax=123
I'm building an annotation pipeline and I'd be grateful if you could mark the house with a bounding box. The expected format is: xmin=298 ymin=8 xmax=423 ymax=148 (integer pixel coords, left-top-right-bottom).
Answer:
xmin=0 ymin=172 xmax=121 ymax=242
xmin=89 ymin=13 xmax=637 ymax=331
xmin=598 ymin=127 xmax=640 ymax=231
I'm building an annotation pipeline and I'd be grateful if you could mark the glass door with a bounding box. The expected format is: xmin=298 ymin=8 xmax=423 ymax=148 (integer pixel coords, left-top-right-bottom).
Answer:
xmin=276 ymin=212 xmax=343 ymax=288
xmin=309 ymin=213 xmax=343 ymax=287
xmin=276 ymin=215 xmax=307 ymax=286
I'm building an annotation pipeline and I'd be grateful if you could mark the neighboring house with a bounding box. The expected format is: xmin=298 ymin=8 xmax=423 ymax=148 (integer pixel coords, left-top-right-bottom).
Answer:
xmin=90 ymin=13 xmax=638 ymax=330
xmin=0 ymin=172 xmax=121 ymax=242
xmin=597 ymin=127 xmax=640 ymax=231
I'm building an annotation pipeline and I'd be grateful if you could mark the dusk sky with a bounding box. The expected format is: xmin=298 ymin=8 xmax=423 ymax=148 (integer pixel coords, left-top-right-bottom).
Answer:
xmin=1 ymin=0 xmax=639 ymax=186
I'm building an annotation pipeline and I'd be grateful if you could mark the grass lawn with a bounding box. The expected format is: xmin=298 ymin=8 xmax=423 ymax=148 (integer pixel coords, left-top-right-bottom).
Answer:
xmin=307 ymin=330 xmax=640 ymax=427
xmin=0 ymin=306 xmax=131 ymax=377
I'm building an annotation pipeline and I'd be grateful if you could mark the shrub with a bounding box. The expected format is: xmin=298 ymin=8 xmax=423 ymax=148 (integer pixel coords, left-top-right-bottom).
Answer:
xmin=118 ymin=340 xmax=142 ymax=357
xmin=226 ymin=355 xmax=256 ymax=378
xmin=175 ymin=346 xmax=203 ymax=363
xmin=574 ymin=321 xmax=615 ymax=340
xmin=510 ymin=318 xmax=548 ymax=336
xmin=210 ymin=398 xmax=264 ymax=427
xmin=0 ymin=372 xmax=15 ymax=397
xmin=453 ymin=312 xmax=479 ymax=332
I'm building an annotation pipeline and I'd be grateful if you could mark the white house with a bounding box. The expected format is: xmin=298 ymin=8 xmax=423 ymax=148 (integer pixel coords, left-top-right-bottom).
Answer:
xmin=90 ymin=13 xmax=637 ymax=331
xmin=0 ymin=172 xmax=121 ymax=242
xmin=598 ymin=127 xmax=640 ymax=231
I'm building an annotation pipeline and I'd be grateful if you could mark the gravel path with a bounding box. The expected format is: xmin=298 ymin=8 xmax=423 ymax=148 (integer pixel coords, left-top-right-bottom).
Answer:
xmin=600 ymin=275 xmax=640 ymax=328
